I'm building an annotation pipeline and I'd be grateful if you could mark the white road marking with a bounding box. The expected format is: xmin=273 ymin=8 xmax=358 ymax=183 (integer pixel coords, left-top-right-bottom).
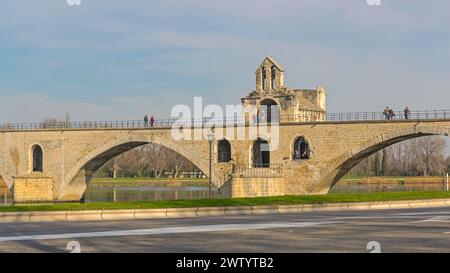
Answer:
xmin=418 ymin=216 xmax=450 ymax=223
xmin=0 ymin=221 xmax=337 ymax=242
xmin=394 ymin=211 xmax=450 ymax=216
xmin=329 ymin=215 xmax=419 ymax=220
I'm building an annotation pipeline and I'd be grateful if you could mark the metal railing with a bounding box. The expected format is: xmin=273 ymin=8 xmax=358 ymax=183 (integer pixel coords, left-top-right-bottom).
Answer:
xmin=0 ymin=118 xmax=243 ymax=131
xmin=234 ymin=163 xmax=283 ymax=177
xmin=326 ymin=109 xmax=450 ymax=122
xmin=280 ymin=110 xmax=450 ymax=123
xmin=1 ymin=110 xmax=449 ymax=131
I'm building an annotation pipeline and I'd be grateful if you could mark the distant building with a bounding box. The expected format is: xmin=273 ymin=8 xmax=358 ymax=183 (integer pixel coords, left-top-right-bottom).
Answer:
xmin=241 ymin=56 xmax=327 ymax=123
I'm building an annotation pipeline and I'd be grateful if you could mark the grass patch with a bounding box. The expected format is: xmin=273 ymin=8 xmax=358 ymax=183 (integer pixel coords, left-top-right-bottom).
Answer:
xmin=340 ymin=176 xmax=444 ymax=185
xmin=1 ymin=191 xmax=450 ymax=213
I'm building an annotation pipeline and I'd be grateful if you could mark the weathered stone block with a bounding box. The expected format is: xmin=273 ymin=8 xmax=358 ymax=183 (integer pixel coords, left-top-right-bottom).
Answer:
xmin=13 ymin=175 xmax=54 ymax=203
xmin=230 ymin=176 xmax=284 ymax=198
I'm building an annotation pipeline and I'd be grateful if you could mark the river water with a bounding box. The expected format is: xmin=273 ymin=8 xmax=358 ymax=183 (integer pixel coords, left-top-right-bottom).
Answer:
xmin=83 ymin=181 xmax=448 ymax=203
xmin=84 ymin=186 xmax=220 ymax=203
xmin=330 ymin=183 xmax=446 ymax=194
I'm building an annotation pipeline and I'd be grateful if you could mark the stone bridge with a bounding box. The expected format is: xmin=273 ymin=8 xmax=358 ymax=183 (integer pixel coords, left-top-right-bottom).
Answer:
xmin=1 ymin=117 xmax=449 ymax=202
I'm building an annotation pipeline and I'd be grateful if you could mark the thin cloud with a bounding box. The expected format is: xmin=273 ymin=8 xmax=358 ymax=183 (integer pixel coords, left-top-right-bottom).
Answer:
xmin=0 ymin=0 xmax=449 ymax=123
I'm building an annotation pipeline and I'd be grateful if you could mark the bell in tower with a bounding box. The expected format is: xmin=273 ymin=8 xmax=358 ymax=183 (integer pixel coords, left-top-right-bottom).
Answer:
xmin=255 ymin=56 xmax=284 ymax=95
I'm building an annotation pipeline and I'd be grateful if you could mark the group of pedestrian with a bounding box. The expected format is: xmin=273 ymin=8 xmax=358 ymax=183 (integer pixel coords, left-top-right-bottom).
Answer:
xmin=383 ymin=107 xmax=396 ymax=120
xmin=383 ymin=106 xmax=411 ymax=120
xmin=144 ymin=114 xmax=155 ymax=127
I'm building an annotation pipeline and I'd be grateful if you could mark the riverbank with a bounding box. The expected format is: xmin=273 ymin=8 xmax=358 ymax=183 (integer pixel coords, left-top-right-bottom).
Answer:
xmin=340 ymin=176 xmax=445 ymax=185
xmin=89 ymin=176 xmax=446 ymax=188
xmin=2 ymin=191 xmax=450 ymax=212
xmin=87 ymin=176 xmax=448 ymax=188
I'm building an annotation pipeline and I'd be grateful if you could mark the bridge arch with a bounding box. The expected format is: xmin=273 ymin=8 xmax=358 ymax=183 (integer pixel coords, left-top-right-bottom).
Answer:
xmin=0 ymin=152 xmax=18 ymax=189
xmin=0 ymin=171 xmax=11 ymax=189
xmin=59 ymin=135 xmax=212 ymax=201
xmin=325 ymin=125 xmax=449 ymax=190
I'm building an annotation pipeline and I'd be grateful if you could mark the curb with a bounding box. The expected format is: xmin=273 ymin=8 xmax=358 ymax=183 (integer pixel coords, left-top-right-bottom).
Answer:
xmin=134 ymin=209 xmax=167 ymax=219
xmin=166 ymin=208 xmax=198 ymax=218
xmin=1 ymin=198 xmax=450 ymax=223
xmin=225 ymin=206 xmax=253 ymax=216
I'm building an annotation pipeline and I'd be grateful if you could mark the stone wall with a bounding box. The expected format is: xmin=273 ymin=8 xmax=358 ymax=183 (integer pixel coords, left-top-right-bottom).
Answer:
xmin=228 ymin=176 xmax=284 ymax=198
xmin=13 ymin=176 xmax=54 ymax=203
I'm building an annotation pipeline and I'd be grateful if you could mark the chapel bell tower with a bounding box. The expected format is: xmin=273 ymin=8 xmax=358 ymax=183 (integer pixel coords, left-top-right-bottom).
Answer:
xmin=255 ymin=56 xmax=285 ymax=95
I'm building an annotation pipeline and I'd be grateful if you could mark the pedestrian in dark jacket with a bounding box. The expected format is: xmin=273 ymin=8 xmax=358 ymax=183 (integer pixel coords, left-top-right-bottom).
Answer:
xmin=404 ymin=107 xmax=411 ymax=120
xmin=150 ymin=115 xmax=155 ymax=127
xmin=144 ymin=114 xmax=149 ymax=127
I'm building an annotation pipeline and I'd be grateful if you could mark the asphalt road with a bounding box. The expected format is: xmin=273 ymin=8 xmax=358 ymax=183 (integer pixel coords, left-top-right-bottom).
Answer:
xmin=1 ymin=207 xmax=450 ymax=253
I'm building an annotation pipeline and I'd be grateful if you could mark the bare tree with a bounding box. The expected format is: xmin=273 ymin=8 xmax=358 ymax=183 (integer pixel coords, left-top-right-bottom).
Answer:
xmin=147 ymin=144 xmax=168 ymax=178
xmin=97 ymin=143 xmax=201 ymax=179
xmin=408 ymin=137 xmax=446 ymax=176
xmin=40 ymin=117 xmax=59 ymax=128
xmin=166 ymin=149 xmax=191 ymax=178
xmin=112 ymin=159 xmax=120 ymax=178
xmin=446 ymin=156 xmax=450 ymax=174
xmin=348 ymin=136 xmax=447 ymax=177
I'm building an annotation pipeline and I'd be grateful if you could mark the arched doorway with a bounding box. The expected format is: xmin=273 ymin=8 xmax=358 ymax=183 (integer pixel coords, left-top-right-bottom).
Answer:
xmin=253 ymin=138 xmax=270 ymax=168
xmin=217 ymin=139 xmax=231 ymax=162
xmin=293 ymin=137 xmax=310 ymax=160
xmin=258 ymin=99 xmax=279 ymax=123
xmin=32 ymin=145 xmax=43 ymax=172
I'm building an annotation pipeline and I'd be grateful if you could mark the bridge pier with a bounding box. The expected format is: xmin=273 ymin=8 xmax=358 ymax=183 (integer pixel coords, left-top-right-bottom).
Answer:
xmin=220 ymin=176 xmax=285 ymax=198
xmin=57 ymin=173 xmax=89 ymax=202
xmin=12 ymin=175 xmax=55 ymax=203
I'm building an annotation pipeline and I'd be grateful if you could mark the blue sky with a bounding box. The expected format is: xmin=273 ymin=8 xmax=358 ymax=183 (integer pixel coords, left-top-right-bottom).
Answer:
xmin=1 ymin=0 xmax=450 ymax=124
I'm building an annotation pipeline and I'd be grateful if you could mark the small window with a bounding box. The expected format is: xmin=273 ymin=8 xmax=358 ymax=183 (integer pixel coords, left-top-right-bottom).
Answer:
xmin=261 ymin=67 xmax=267 ymax=90
xmin=293 ymin=137 xmax=310 ymax=160
xmin=32 ymin=145 xmax=43 ymax=172
xmin=271 ymin=65 xmax=276 ymax=89
xmin=218 ymin=140 xmax=231 ymax=162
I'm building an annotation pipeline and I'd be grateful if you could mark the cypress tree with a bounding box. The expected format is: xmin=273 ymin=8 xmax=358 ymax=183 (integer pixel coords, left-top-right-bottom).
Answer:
xmin=374 ymin=151 xmax=381 ymax=176
xmin=382 ymin=149 xmax=388 ymax=176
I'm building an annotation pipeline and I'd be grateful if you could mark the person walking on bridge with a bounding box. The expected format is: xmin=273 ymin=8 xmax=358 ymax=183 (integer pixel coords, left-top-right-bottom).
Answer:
xmin=388 ymin=108 xmax=396 ymax=120
xmin=383 ymin=107 xmax=390 ymax=120
xmin=404 ymin=106 xmax=411 ymax=120
xmin=144 ymin=114 xmax=149 ymax=127
xmin=150 ymin=115 xmax=155 ymax=127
